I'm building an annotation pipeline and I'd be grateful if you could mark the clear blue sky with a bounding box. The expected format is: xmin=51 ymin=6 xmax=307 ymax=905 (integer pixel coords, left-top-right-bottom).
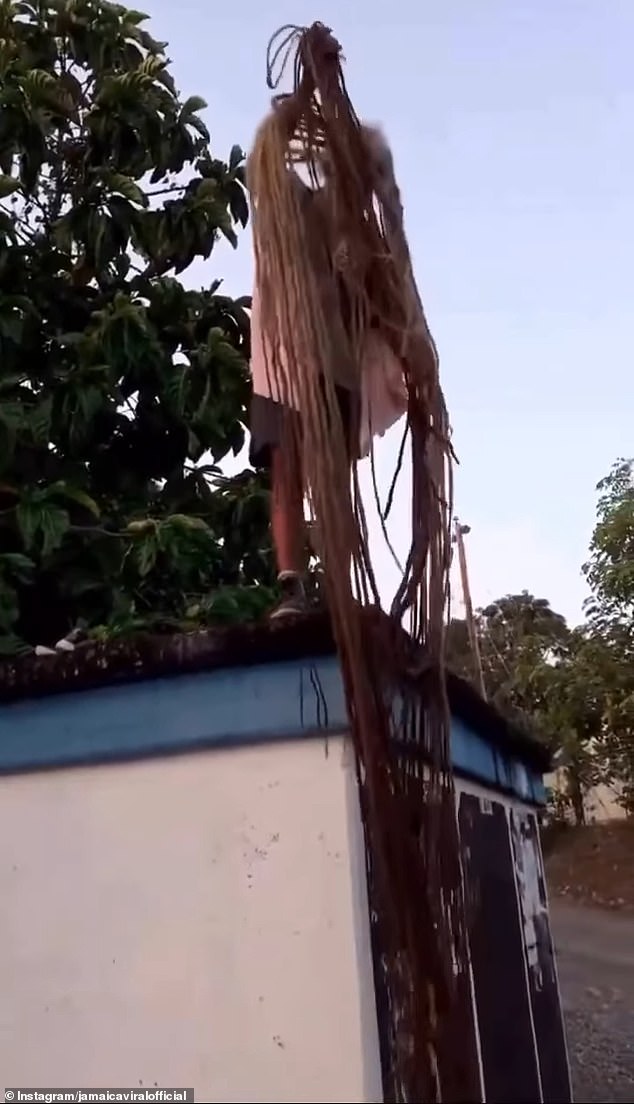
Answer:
xmin=149 ymin=0 xmax=633 ymax=626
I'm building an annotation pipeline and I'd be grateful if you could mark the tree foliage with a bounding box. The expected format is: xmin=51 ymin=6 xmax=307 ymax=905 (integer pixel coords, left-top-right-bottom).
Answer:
xmin=0 ymin=0 xmax=275 ymax=653
xmin=582 ymin=458 xmax=634 ymax=810
xmin=448 ymin=461 xmax=634 ymax=818
xmin=447 ymin=591 xmax=568 ymax=732
xmin=584 ymin=458 xmax=634 ymax=627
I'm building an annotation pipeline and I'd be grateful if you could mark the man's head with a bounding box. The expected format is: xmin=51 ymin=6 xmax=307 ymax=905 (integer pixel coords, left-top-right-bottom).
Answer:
xmin=295 ymin=22 xmax=344 ymax=105
xmin=300 ymin=22 xmax=342 ymax=69
xmin=266 ymin=22 xmax=343 ymax=102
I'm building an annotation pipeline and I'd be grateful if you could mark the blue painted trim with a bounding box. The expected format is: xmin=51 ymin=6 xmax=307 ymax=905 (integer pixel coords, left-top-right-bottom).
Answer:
xmin=0 ymin=655 xmax=546 ymax=803
xmin=0 ymin=658 xmax=345 ymax=773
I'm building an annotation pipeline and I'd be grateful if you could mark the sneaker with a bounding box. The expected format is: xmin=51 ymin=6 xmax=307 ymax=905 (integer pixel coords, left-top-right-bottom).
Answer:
xmin=269 ymin=572 xmax=309 ymax=621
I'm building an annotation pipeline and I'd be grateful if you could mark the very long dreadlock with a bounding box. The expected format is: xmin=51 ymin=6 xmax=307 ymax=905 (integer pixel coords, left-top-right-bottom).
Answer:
xmin=248 ymin=23 xmax=471 ymax=1101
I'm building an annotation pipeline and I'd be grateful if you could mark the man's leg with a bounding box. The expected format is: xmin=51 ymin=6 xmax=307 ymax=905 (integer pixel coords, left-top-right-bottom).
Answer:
xmin=271 ymin=444 xmax=305 ymax=575
xmin=266 ymin=385 xmax=356 ymax=619
xmin=269 ymin=444 xmax=309 ymax=619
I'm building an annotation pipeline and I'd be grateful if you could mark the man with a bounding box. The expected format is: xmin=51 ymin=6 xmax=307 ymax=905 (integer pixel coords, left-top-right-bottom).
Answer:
xmin=247 ymin=24 xmax=409 ymax=619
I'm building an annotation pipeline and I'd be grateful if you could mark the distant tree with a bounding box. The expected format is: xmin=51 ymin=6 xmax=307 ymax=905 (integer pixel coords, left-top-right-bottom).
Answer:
xmin=448 ymin=463 xmax=634 ymax=819
xmin=0 ymin=0 xmax=275 ymax=654
xmin=584 ymin=458 xmax=634 ymax=627
xmin=582 ymin=459 xmax=634 ymax=811
xmin=448 ymin=592 xmax=568 ymax=720
xmin=446 ymin=592 xmax=603 ymax=823
xmin=445 ymin=616 xmax=473 ymax=680
xmin=538 ymin=628 xmax=608 ymax=824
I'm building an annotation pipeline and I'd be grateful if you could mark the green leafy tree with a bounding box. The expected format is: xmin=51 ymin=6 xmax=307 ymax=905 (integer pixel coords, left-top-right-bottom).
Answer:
xmin=582 ymin=459 xmax=634 ymax=810
xmin=446 ymin=593 xmax=601 ymax=822
xmin=538 ymin=628 xmax=609 ymax=824
xmin=0 ymin=0 xmax=276 ymax=653
xmin=584 ymin=458 xmax=634 ymax=627
xmin=448 ymin=463 xmax=634 ymax=819
xmin=447 ymin=592 xmax=569 ymax=721
xmin=445 ymin=616 xmax=472 ymax=679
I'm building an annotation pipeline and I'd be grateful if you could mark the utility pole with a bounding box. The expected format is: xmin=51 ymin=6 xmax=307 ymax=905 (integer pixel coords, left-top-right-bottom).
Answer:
xmin=452 ymin=517 xmax=486 ymax=700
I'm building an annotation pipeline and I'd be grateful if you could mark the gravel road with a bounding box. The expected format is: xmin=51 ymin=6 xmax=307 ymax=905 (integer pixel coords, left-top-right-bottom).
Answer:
xmin=551 ymin=899 xmax=634 ymax=1102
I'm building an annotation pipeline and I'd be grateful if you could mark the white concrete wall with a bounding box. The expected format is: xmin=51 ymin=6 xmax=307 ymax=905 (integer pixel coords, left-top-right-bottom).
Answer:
xmin=0 ymin=737 xmax=382 ymax=1104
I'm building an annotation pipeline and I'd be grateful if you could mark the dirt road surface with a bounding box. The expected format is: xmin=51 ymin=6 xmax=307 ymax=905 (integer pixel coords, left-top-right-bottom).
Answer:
xmin=551 ymin=899 xmax=634 ymax=1102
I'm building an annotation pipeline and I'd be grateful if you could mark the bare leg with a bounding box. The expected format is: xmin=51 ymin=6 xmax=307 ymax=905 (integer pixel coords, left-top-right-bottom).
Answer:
xmin=268 ymin=445 xmax=310 ymax=620
xmin=270 ymin=444 xmax=305 ymax=574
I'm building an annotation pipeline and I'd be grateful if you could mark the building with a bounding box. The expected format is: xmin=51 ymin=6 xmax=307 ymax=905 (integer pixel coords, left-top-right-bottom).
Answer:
xmin=545 ymin=764 xmax=627 ymax=823
xmin=0 ymin=611 xmax=571 ymax=1102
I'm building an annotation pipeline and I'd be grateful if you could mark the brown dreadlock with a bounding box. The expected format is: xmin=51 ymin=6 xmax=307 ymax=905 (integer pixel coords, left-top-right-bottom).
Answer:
xmin=248 ymin=23 xmax=472 ymax=1101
